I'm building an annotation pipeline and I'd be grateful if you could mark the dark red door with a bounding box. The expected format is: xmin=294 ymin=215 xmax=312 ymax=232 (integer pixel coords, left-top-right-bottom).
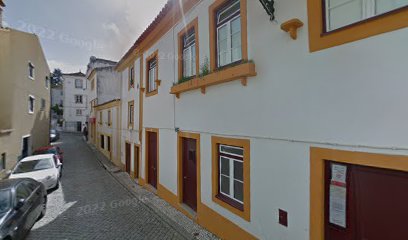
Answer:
xmin=125 ymin=143 xmax=131 ymax=174
xmin=134 ymin=146 xmax=139 ymax=179
xmin=147 ymin=132 xmax=158 ymax=188
xmin=182 ymin=138 xmax=197 ymax=211
xmin=325 ymin=161 xmax=408 ymax=240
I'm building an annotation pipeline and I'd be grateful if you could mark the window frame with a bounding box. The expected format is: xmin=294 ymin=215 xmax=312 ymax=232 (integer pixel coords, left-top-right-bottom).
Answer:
xmin=99 ymin=111 xmax=103 ymax=125
xmin=211 ymin=136 xmax=250 ymax=221
xmin=129 ymin=65 xmax=135 ymax=90
xmin=28 ymin=62 xmax=35 ymax=80
xmin=107 ymin=110 xmax=112 ymax=127
xmin=76 ymin=109 xmax=82 ymax=116
xmin=128 ymin=101 xmax=134 ymax=129
xmin=209 ymin=0 xmax=248 ymax=71
xmin=100 ymin=134 xmax=105 ymax=149
xmin=28 ymin=95 xmax=35 ymax=114
xmin=75 ymin=79 xmax=83 ymax=89
xmin=178 ymin=18 xmax=199 ymax=81
xmin=218 ymin=145 xmax=244 ymax=207
xmin=145 ymin=51 xmax=159 ymax=97
xmin=75 ymin=95 xmax=83 ymax=104
xmin=308 ymin=0 xmax=408 ymax=52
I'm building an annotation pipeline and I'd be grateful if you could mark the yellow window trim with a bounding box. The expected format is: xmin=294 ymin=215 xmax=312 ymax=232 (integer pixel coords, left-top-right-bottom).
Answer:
xmin=310 ymin=147 xmax=408 ymax=240
xmin=211 ymin=136 xmax=250 ymax=221
xmin=128 ymin=63 xmax=135 ymax=90
xmin=177 ymin=18 xmax=200 ymax=82
xmin=128 ymin=100 xmax=134 ymax=129
xmin=209 ymin=0 xmax=248 ymax=71
xmin=145 ymin=50 xmax=159 ymax=98
xmin=307 ymin=0 xmax=408 ymax=52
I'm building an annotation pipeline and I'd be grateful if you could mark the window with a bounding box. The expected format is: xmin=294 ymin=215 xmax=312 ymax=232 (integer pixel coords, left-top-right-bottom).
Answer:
xmin=182 ymin=29 xmax=196 ymax=78
xmin=91 ymin=79 xmax=95 ymax=90
xmin=45 ymin=76 xmax=49 ymax=88
xmin=76 ymin=109 xmax=82 ymax=116
xmin=325 ymin=0 xmax=408 ymax=32
xmin=308 ymin=0 xmax=408 ymax=51
xmin=100 ymin=135 xmax=104 ymax=149
xmin=129 ymin=66 xmax=135 ymax=89
xmin=75 ymin=79 xmax=83 ymax=89
xmin=219 ymin=145 xmax=244 ymax=205
xmin=28 ymin=62 xmax=35 ymax=79
xmin=216 ymin=0 xmax=241 ymax=68
xmin=16 ymin=183 xmax=31 ymax=200
xmin=128 ymin=101 xmax=134 ymax=128
xmin=212 ymin=136 xmax=250 ymax=221
xmin=99 ymin=112 xmax=103 ymax=125
xmin=108 ymin=110 xmax=112 ymax=126
xmin=75 ymin=95 xmax=83 ymax=104
xmin=28 ymin=95 xmax=35 ymax=114
xmin=40 ymin=98 xmax=46 ymax=110
xmin=146 ymin=51 xmax=159 ymax=96
xmin=107 ymin=136 xmax=111 ymax=152
xmin=0 ymin=153 xmax=6 ymax=170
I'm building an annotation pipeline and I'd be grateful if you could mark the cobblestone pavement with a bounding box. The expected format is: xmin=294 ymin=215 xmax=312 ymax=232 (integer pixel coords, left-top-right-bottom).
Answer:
xmin=26 ymin=133 xmax=192 ymax=240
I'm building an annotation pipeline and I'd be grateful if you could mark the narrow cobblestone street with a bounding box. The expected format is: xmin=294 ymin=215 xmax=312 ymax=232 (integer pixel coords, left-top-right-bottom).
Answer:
xmin=26 ymin=133 xmax=191 ymax=240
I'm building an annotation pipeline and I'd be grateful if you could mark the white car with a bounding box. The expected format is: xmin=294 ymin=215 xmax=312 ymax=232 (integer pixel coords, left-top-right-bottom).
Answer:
xmin=9 ymin=154 xmax=62 ymax=191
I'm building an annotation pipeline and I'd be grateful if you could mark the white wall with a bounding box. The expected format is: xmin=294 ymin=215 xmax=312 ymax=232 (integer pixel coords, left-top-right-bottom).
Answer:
xmin=134 ymin=0 xmax=408 ymax=239
xmin=62 ymin=75 xmax=88 ymax=131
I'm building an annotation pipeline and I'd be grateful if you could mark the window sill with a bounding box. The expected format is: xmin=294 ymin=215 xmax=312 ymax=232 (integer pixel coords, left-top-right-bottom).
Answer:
xmin=216 ymin=194 xmax=244 ymax=211
xmin=145 ymin=88 xmax=158 ymax=97
xmin=170 ymin=62 xmax=256 ymax=98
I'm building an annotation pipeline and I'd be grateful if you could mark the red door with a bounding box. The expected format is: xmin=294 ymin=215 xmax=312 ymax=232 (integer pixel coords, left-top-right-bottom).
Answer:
xmin=147 ymin=132 xmax=158 ymax=188
xmin=125 ymin=143 xmax=131 ymax=174
xmin=182 ymin=138 xmax=197 ymax=211
xmin=134 ymin=146 xmax=139 ymax=179
xmin=325 ymin=161 xmax=408 ymax=240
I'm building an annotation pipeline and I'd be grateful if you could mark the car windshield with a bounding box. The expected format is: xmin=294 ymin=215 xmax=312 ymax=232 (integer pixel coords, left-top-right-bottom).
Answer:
xmin=0 ymin=189 xmax=12 ymax=213
xmin=33 ymin=148 xmax=57 ymax=155
xmin=50 ymin=130 xmax=56 ymax=134
xmin=13 ymin=159 xmax=54 ymax=174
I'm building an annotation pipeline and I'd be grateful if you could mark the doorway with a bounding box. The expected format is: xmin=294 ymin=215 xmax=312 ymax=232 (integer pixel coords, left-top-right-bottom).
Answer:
xmin=324 ymin=161 xmax=408 ymax=240
xmin=76 ymin=121 xmax=82 ymax=132
xmin=125 ymin=142 xmax=131 ymax=174
xmin=21 ymin=135 xmax=30 ymax=159
xmin=134 ymin=145 xmax=140 ymax=179
xmin=181 ymin=137 xmax=197 ymax=211
xmin=146 ymin=131 xmax=158 ymax=189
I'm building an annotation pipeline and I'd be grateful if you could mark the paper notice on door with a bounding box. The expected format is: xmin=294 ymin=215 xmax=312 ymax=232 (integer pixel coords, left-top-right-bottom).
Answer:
xmin=329 ymin=184 xmax=347 ymax=228
xmin=331 ymin=164 xmax=347 ymax=186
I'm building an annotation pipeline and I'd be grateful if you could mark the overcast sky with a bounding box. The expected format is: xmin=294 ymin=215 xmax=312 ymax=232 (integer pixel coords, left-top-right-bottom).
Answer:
xmin=3 ymin=0 xmax=168 ymax=73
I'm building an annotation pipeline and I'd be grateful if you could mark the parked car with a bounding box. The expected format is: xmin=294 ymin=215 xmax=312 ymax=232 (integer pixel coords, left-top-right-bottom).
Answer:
xmin=0 ymin=178 xmax=47 ymax=240
xmin=49 ymin=129 xmax=60 ymax=142
xmin=9 ymin=154 xmax=61 ymax=191
xmin=33 ymin=146 xmax=64 ymax=164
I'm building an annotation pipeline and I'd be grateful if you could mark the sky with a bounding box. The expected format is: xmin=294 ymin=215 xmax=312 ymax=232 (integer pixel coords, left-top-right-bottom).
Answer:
xmin=3 ymin=0 xmax=168 ymax=73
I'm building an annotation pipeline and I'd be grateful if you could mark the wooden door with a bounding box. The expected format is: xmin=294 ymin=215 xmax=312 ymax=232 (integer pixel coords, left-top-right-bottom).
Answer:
xmin=147 ymin=132 xmax=158 ymax=188
xmin=134 ymin=146 xmax=139 ymax=179
xmin=125 ymin=143 xmax=131 ymax=174
xmin=325 ymin=161 xmax=408 ymax=240
xmin=182 ymin=138 xmax=197 ymax=211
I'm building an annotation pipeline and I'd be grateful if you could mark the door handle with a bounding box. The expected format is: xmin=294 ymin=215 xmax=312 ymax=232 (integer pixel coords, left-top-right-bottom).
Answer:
xmin=183 ymin=176 xmax=187 ymax=179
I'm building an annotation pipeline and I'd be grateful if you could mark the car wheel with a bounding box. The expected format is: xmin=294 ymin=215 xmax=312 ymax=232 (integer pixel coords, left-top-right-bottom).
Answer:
xmin=38 ymin=196 xmax=47 ymax=220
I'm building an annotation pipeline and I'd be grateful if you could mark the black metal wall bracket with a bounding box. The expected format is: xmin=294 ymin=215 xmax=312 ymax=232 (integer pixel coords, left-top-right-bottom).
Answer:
xmin=259 ymin=0 xmax=275 ymax=21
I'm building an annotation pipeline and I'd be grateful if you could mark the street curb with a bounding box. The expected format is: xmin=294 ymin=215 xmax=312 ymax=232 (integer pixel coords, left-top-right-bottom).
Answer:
xmin=85 ymin=141 xmax=196 ymax=240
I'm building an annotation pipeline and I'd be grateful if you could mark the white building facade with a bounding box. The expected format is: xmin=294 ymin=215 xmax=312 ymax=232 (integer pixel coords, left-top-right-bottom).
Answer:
xmin=114 ymin=0 xmax=408 ymax=239
xmin=61 ymin=72 xmax=89 ymax=132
